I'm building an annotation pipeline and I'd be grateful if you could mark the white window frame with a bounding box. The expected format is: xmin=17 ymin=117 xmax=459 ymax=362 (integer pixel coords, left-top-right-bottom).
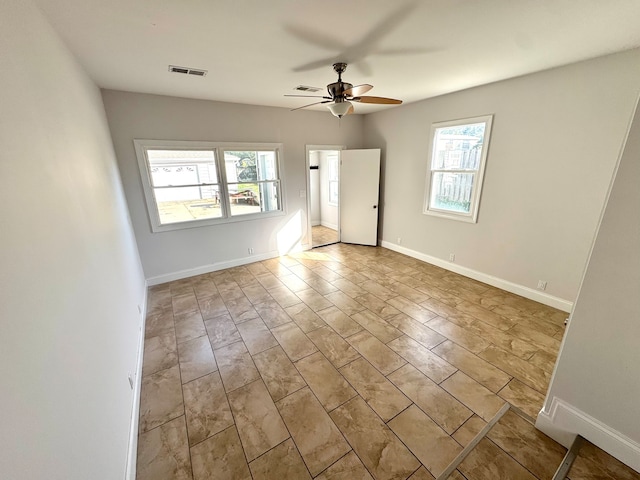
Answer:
xmin=134 ymin=139 xmax=285 ymax=232
xmin=423 ymin=114 xmax=493 ymax=223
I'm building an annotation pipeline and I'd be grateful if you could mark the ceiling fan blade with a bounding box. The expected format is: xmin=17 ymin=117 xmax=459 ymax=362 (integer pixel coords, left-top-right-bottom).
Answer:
xmin=343 ymin=84 xmax=373 ymax=97
xmin=352 ymin=96 xmax=402 ymax=105
xmin=283 ymin=24 xmax=347 ymax=52
xmin=291 ymin=100 xmax=331 ymax=111
xmin=375 ymin=46 xmax=439 ymax=56
xmin=346 ymin=104 xmax=355 ymax=115
xmin=292 ymin=56 xmax=339 ymax=72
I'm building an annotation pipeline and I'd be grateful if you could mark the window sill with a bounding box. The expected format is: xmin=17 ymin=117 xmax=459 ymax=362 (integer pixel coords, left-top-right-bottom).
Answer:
xmin=149 ymin=208 xmax=286 ymax=233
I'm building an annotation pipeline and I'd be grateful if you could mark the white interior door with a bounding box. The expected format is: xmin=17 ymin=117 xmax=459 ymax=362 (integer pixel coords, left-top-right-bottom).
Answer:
xmin=340 ymin=149 xmax=381 ymax=246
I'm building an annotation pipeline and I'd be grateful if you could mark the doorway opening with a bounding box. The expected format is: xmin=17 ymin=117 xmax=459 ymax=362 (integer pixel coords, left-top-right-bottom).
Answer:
xmin=307 ymin=146 xmax=342 ymax=248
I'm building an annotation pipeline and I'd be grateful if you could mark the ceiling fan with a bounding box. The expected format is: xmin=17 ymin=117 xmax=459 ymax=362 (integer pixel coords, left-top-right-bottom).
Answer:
xmin=285 ymin=63 xmax=402 ymax=118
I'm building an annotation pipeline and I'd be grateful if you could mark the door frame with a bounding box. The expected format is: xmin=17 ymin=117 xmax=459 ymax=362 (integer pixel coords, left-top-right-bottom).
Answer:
xmin=304 ymin=144 xmax=345 ymax=250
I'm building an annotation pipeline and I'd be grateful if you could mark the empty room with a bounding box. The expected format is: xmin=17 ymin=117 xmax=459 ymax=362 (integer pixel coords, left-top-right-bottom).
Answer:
xmin=1 ymin=1 xmax=639 ymax=479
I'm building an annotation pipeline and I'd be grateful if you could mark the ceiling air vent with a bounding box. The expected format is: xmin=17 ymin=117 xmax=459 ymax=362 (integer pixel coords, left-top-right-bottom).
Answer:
xmin=294 ymin=85 xmax=322 ymax=92
xmin=168 ymin=65 xmax=208 ymax=77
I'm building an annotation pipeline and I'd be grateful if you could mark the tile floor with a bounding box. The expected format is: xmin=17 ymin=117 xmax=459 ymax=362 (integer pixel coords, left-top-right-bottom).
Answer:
xmin=136 ymin=243 xmax=638 ymax=480
xmin=311 ymin=225 xmax=339 ymax=247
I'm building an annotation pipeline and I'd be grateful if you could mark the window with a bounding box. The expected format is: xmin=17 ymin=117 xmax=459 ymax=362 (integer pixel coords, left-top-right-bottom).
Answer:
xmin=134 ymin=140 xmax=284 ymax=232
xmin=328 ymin=154 xmax=339 ymax=206
xmin=423 ymin=115 xmax=493 ymax=223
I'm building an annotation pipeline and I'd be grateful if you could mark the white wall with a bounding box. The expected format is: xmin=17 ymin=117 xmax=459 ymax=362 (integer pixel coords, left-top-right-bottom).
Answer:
xmin=102 ymin=90 xmax=363 ymax=283
xmin=363 ymin=49 xmax=640 ymax=306
xmin=319 ymin=151 xmax=339 ymax=230
xmin=537 ymin=97 xmax=640 ymax=471
xmin=0 ymin=1 xmax=146 ymax=479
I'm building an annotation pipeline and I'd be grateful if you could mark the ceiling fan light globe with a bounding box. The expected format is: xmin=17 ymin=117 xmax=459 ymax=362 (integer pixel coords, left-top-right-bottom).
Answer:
xmin=328 ymin=101 xmax=352 ymax=118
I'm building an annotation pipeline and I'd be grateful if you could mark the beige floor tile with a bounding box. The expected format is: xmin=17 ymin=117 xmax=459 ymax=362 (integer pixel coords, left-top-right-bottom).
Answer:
xmin=387 ymin=296 xmax=438 ymax=323
xmin=271 ymin=321 xmax=318 ymax=361
xmin=389 ymin=404 xmax=463 ymax=477
xmin=172 ymin=292 xmax=200 ymax=316
xmin=386 ymin=281 xmax=430 ymax=304
xmin=177 ymin=335 xmax=217 ymax=384
xmin=317 ymin=306 xmax=363 ymax=337
xmin=145 ymin=308 xmax=174 ymax=339
xmin=252 ymin=346 xmax=307 ymax=401
xmin=487 ymin=410 xmax=566 ymax=480
xmin=255 ymin=272 xmax=284 ymax=290
xmin=314 ymin=451 xmax=373 ymax=480
xmin=267 ymin=285 xmax=302 ymax=308
xmin=174 ymin=310 xmax=207 ymax=344
xmin=432 ymin=340 xmax=512 ymax=392
xmin=137 ymin=416 xmax=192 ymax=480
xmin=479 ymin=345 xmax=551 ymax=393
xmin=313 ymin=265 xmax=343 ymax=282
xmin=325 ymin=291 xmax=366 ymax=315
xmin=213 ymin=341 xmax=260 ymax=392
xmin=254 ymin=300 xmax=293 ymax=329
xmin=509 ymin=323 xmax=561 ymax=356
xmin=197 ymin=293 xmax=228 ymax=320
xmin=388 ymin=364 xmax=472 ymax=434
xmin=295 ymin=352 xmax=357 ymax=411
xmin=249 ymin=438 xmax=312 ymax=480
xmin=279 ymin=273 xmax=311 ymax=292
xmin=304 ymin=275 xmax=339 ymax=295
xmin=330 ymin=397 xmax=420 ymax=480
xmin=223 ymin=295 xmax=260 ymax=324
xmin=408 ymin=466 xmax=436 ymax=479
xmin=441 ymin=371 xmax=506 ymax=422
xmin=466 ymin=321 xmax=538 ymax=360
xmin=139 ymin=365 xmax=184 ymax=433
xmin=331 ymin=277 xmax=367 ymax=298
xmin=242 ymin=283 xmax=272 ymax=305
xmin=458 ymin=438 xmax=537 ymax=480
xmin=203 ymin=313 xmax=241 ymax=349
xmin=388 ymin=335 xmax=456 ymax=383
xmin=347 ymin=330 xmax=407 ymax=375
xmin=350 ymin=309 xmax=403 ymax=344
xmin=497 ymin=379 xmax=545 ymax=419
xmin=359 ymin=279 xmax=397 ymax=301
xmin=354 ymin=293 xmax=401 ymax=319
xmin=452 ymin=414 xmax=487 ymax=447
xmin=190 ymin=425 xmax=251 ymax=480
xmin=387 ymin=313 xmax=446 ymax=349
xmin=339 ymin=357 xmax=412 ymax=422
xmin=193 ymin=279 xmax=218 ymax=300
xmin=297 ymin=288 xmax=334 ymax=311
xmin=235 ymin=317 xmax=278 ymax=355
xmin=276 ymin=387 xmax=351 ymax=476
xmin=306 ymin=325 xmax=361 ymax=368
xmin=227 ymin=379 xmax=290 ymax=462
xmin=568 ymin=440 xmax=640 ymax=480
xmin=142 ymin=331 xmax=178 ymax=377
xmin=420 ymin=297 xmax=459 ymax=318
xmin=455 ymin=301 xmax=516 ymax=331
xmin=183 ymin=371 xmax=233 ymax=446
xmin=284 ymin=302 xmax=327 ymax=333
xmin=528 ymin=349 xmax=558 ymax=374
xmin=426 ymin=316 xmax=491 ymax=354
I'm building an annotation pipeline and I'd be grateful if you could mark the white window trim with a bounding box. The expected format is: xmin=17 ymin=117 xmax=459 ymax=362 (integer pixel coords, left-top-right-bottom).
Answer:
xmin=134 ymin=139 xmax=286 ymax=232
xmin=423 ymin=114 xmax=493 ymax=223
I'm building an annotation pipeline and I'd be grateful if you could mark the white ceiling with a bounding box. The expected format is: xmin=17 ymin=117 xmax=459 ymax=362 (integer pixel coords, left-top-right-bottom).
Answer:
xmin=34 ymin=0 xmax=640 ymax=114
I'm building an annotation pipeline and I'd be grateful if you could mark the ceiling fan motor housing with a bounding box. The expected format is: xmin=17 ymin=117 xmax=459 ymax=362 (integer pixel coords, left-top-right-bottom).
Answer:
xmin=327 ymin=81 xmax=353 ymax=101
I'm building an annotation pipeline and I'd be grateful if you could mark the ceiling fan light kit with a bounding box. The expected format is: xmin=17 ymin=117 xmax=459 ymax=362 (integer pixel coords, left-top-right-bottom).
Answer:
xmin=286 ymin=62 xmax=402 ymax=118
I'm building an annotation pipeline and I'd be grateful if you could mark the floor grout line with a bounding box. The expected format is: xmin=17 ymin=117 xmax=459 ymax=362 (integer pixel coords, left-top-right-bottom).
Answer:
xmin=435 ymin=402 xmax=511 ymax=480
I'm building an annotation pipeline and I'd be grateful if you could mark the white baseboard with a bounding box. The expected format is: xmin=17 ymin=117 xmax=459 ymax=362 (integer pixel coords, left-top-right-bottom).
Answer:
xmin=311 ymin=220 xmax=320 ymax=226
xmin=379 ymin=240 xmax=573 ymax=312
xmin=146 ymin=251 xmax=280 ymax=286
xmin=536 ymin=397 xmax=640 ymax=473
xmin=125 ymin=282 xmax=148 ymax=480
xmin=320 ymin=221 xmax=338 ymax=231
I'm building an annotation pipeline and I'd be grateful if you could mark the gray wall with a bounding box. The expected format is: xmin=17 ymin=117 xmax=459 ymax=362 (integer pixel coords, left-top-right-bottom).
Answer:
xmin=102 ymin=90 xmax=364 ymax=282
xmin=0 ymin=1 xmax=146 ymax=478
xmin=538 ymin=98 xmax=640 ymax=469
xmin=363 ymin=49 xmax=640 ymax=303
